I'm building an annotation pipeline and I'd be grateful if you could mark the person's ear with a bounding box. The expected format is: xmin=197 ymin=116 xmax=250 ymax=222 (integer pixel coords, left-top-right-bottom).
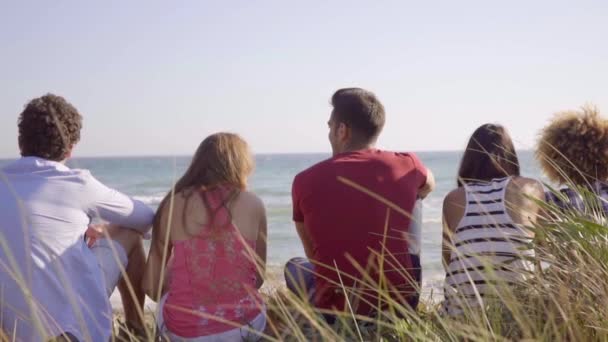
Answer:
xmin=64 ymin=145 xmax=74 ymax=160
xmin=338 ymin=122 xmax=350 ymax=143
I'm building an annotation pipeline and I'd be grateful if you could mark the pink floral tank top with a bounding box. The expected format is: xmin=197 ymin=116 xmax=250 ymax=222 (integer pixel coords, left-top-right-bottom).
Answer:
xmin=163 ymin=187 xmax=263 ymax=337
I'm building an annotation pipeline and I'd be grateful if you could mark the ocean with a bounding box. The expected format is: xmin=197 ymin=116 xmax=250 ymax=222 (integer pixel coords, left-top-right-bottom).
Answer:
xmin=0 ymin=151 xmax=542 ymax=301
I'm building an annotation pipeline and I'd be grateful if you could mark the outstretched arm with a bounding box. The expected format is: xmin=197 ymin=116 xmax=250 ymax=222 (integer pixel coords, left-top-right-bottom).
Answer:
xmin=85 ymin=174 xmax=154 ymax=233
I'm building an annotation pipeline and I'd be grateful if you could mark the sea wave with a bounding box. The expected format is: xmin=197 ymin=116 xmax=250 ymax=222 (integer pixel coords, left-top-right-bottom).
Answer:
xmin=132 ymin=193 xmax=443 ymax=225
xmin=133 ymin=195 xmax=165 ymax=206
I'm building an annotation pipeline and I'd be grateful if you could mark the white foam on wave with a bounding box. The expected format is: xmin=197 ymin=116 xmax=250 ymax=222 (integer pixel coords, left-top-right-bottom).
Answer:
xmin=133 ymin=195 xmax=165 ymax=205
xmin=422 ymin=197 xmax=443 ymax=209
xmin=260 ymin=196 xmax=292 ymax=207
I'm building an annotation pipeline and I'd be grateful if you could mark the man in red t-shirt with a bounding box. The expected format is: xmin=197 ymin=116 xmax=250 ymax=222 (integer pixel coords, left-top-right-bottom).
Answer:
xmin=285 ymin=88 xmax=435 ymax=320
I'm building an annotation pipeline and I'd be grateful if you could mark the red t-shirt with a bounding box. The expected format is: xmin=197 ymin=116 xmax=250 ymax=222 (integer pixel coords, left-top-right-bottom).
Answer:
xmin=292 ymin=149 xmax=427 ymax=315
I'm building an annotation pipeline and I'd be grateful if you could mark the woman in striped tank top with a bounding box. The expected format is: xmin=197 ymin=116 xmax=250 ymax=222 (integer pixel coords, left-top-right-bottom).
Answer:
xmin=442 ymin=124 xmax=544 ymax=316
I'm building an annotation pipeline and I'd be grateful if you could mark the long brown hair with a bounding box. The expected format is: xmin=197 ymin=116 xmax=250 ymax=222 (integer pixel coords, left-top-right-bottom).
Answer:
xmin=153 ymin=133 xmax=254 ymax=231
xmin=457 ymin=124 xmax=520 ymax=187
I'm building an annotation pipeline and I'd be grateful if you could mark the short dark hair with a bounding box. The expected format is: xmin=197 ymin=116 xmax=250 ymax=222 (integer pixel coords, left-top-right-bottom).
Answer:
xmin=18 ymin=94 xmax=82 ymax=161
xmin=331 ymin=88 xmax=385 ymax=145
xmin=457 ymin=124 xmax=520 ymax=187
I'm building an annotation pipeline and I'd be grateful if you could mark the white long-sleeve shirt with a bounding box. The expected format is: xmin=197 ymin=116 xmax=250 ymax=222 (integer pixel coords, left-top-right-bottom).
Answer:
xmin=0 ymin=157 xmax=155 ymax=342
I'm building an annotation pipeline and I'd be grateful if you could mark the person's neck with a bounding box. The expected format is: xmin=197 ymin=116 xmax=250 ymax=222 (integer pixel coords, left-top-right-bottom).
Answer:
xmin=340 ymin=143 xmax=375 ymax=154
xmin=22 ymin=155 xmax=67 ymax=164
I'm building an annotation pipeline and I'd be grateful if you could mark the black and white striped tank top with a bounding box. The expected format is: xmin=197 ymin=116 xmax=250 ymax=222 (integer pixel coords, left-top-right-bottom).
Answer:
xmin=443 ymin=177 xmax=534 ymax=316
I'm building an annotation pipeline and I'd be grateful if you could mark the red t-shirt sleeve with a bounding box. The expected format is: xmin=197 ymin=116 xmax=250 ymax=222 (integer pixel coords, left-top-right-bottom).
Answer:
xmin=292 ymin=174 xmax=304 ymax=222
xmin=409 ymin=153 xmax=428 ymax=190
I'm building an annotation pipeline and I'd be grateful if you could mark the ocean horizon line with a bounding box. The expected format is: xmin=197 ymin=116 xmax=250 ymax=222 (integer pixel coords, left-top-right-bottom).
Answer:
xmin=0 ymin=149 xmax=534 ymax=160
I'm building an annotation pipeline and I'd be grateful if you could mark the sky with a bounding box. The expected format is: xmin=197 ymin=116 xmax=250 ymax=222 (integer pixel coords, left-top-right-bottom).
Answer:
xmin=0 ymin=0 xmax=607 ymax=157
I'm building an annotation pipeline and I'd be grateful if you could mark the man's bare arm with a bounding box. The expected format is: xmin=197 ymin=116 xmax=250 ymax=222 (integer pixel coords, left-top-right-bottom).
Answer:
xmin=295 ymin=221 xmax=314 ymax=258
xmin=419 ymin=168 xmax=436 ymax=199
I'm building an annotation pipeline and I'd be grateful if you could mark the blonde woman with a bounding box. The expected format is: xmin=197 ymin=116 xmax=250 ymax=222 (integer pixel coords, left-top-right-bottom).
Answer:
xmin=143 ymin=133 xmax=267 ymax=341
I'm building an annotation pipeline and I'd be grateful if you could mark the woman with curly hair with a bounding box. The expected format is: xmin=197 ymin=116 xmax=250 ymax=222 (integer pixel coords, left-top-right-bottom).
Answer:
xmin=536 ymin=106 xmax=608 ymax=214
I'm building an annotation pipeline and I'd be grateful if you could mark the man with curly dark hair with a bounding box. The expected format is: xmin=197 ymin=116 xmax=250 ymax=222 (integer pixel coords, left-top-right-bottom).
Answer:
xmin=17 ymin=93 xmax=83 ymax=161
xmin=0 ymin=94 xmax=154 ymax=341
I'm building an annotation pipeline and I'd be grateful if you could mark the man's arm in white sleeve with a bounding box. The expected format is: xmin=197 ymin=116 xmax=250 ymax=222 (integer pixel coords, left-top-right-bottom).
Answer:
xmin=84 ymin=173 xmax=155 ymax=233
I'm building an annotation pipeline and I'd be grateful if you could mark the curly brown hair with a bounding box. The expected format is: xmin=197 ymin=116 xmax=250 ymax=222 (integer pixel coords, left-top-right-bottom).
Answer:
xmin=536 ymin=105 xmax=608 ymax=185
xmin=18 ymin=94 xmax=83 ymax=161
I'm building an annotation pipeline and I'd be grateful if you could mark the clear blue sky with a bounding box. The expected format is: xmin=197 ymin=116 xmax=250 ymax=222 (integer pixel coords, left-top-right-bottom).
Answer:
xmin=1 ymin=0 xmax=607 ymax=157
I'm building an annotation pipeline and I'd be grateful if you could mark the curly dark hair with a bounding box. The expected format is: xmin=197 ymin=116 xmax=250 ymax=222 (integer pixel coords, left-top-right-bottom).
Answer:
xmin=536 ymin=105 xmax=608 ymax=185
xmin=18 ymin=94 xmax=82 ymax=161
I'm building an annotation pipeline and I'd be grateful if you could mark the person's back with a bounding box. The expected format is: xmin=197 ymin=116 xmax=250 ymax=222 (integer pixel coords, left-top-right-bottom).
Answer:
xmin=442 ymin=124 xmax=543 ymax=316
xmin=288 ymin=88 xmax=434 ymax=317
xmin=161 ymin=188 xmax=264 ymax=336
xmin=0 ymin=94 xmax=154 ymax=341
xmin=545 ymin=183 xmax=608 ymax=215
xmin=293 ymin=149 xmax=428 ymax=313
xmin=442 ymin=176 xmax=541 ymax=315
xmin=144 ymin=133 xmax=267 ymax=341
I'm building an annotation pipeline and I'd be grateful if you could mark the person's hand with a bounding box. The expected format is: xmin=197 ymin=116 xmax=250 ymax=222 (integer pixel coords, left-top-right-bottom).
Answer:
xmin=85 ymin=223 xmax=110 ymax=247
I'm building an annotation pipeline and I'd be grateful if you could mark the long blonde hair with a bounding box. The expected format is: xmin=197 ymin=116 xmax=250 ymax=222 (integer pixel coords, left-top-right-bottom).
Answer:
xmin=153 ymin=132 xmax=254 ymax=231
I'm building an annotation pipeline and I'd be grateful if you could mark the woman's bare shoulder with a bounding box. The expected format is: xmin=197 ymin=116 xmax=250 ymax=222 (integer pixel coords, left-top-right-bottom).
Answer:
xmin=157 ymin=188 xmax=205 ymax=225
xmin=444 ymin=187 xmax=465 ymax=204
xmin=161 ymin=189 xmax=195 ymax=209
xmin=235 ymin=190 xmax=266 ymax=212
xmin=510 ymin=176 xmax=544 ymax=198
